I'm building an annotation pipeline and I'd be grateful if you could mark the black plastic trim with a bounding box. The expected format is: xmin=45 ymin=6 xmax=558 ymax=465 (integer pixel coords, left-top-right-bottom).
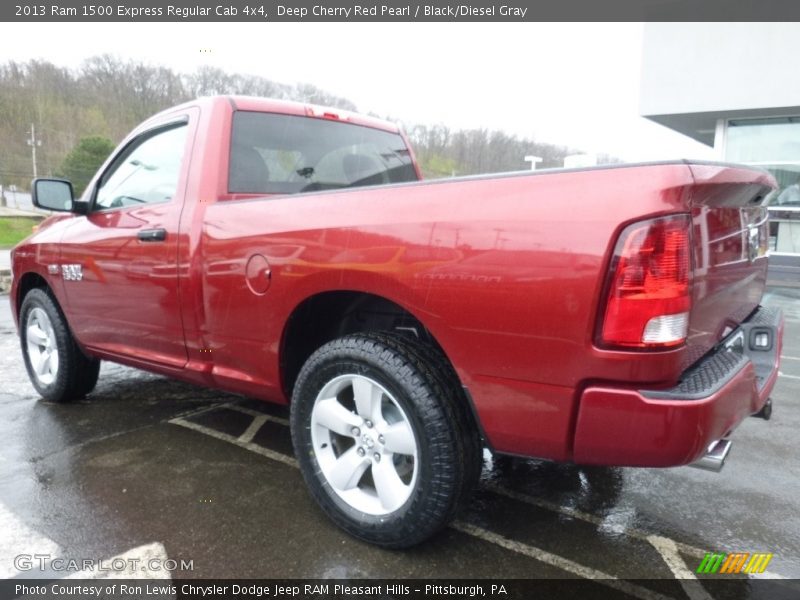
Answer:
xmin=462 ymin=386 xmax=492 ymax=451
xmin=137 ymin=228 xmax=167 ymax=242
xmin=640 ymin=306 xmax=782 ymax=401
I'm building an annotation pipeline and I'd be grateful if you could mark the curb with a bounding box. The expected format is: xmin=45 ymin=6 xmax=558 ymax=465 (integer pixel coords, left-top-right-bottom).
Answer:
xmin=0 ymin=269 xmax=11 ymax=295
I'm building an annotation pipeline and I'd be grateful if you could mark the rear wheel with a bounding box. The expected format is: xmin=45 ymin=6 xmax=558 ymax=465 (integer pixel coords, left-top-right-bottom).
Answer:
xmin=20 ymin=288 xmax=101 ymax=403
xmin=290 ymin=332 xmax=480 ymax=548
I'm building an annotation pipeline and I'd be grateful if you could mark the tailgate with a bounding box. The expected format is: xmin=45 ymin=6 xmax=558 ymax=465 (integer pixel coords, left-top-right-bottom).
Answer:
xmin=685 ymin=164 xmax=776 ymax=365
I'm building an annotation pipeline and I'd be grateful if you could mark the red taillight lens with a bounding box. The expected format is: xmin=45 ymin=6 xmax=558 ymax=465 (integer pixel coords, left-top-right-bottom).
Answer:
xmin=599 ymin=214 xmax=692 ymax=348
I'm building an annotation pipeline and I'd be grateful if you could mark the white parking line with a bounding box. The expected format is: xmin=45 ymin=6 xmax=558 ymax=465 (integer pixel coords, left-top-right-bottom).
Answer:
xmin=778 ymin=372 xmax=800 ymax=380
xmin=781 ymin=355 xmax=800 ymax=361
xmin=0 ymin=501 xmax=60 ymax=578
xmin=170 ymin=409 xmax=684 ymax=590
xmin=171 ymin=402 xmax=231 ymax=421
xmin=0 ymin=501 xmax=172 ymax=580
xmin=171 ymin=404 xmax=795 ymax=583
xmin=647 ymin=536 xmax=713 ymax=600
xmin=64 ymin=542 xmax=172 ymax=580
xmin=453 ymin=522 xmax=673 ymax=600
xmin=169 ymin=416 xmax=297 ymax=468
xmin=226 ymin=403 xmax=290 ymax=426
xmin=238 ymin=415 xmax=268 ymax=444
xmin=485 ymin=475 xmax=792 ymax=581
xmin=484 ymin=482 xmax=706 ymax=559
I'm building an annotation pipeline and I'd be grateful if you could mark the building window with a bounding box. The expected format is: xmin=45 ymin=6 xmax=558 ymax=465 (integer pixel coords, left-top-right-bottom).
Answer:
xmin=725 ymin=117 xmax=800 ymax=255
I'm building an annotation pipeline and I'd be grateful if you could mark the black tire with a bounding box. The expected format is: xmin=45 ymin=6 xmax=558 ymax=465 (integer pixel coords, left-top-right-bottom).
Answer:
xmin=290 ymin=332 xmax=481 ymax=548
xmin=19 ymin=288 xmax=101 ymax=403
xmin=371 ymin=331 xmax=484 ymax=502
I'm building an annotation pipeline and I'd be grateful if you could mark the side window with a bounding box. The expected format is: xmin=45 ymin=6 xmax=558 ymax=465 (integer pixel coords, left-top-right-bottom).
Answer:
xmin=94 ymin=124 xmax=188 ymax=211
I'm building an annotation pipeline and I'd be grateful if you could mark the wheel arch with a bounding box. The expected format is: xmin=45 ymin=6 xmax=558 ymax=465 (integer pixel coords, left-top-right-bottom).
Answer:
xmin=17 ymin=281 xmax=101 ymax=402
xmin=280 ymin=290 xmax=457 ymax=398
xmin=15 ymin=271 xmax=89 ymax=356
xmin=15 ymin=272 xmax=51 ymax=318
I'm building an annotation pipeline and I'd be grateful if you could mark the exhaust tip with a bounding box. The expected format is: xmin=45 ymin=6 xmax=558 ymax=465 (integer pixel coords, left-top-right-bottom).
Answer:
xmin=690 ymin=439 xmax=732 ymax=472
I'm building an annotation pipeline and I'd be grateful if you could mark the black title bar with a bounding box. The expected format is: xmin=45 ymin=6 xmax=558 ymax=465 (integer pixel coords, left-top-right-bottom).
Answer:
xmin=5 ymin=0 xmax=800 ymax=22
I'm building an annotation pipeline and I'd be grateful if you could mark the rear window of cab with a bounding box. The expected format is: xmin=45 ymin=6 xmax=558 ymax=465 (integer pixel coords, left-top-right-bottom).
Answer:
xmin=228 ymin=111 xmax=418 ymax=194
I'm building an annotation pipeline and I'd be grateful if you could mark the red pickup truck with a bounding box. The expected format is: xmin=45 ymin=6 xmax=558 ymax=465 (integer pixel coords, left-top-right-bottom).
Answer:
xmin=11 ymin=96 xmax=783 ymax=547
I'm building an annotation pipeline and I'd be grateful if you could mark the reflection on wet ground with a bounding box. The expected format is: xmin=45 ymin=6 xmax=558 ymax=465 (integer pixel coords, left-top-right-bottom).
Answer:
xmin=0 ymin=290 xmax=799 ymax=594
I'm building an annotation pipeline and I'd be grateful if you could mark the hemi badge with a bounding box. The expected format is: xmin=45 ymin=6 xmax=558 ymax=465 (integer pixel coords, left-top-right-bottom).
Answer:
xmin=47 ymin=264 xmax=60 ymax=275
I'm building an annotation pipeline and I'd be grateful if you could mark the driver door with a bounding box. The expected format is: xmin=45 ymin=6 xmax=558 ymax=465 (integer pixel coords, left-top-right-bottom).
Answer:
xmin=59 ymin=113 xmax=196 ymax=368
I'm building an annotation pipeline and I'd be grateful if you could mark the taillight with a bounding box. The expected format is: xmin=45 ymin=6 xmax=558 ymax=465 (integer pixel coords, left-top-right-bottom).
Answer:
xmin=599 ymin=214 xmax=692 ymax=349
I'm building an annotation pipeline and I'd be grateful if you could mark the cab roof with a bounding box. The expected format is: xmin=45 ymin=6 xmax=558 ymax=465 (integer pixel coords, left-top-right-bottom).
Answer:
xmin=147 ymin=95 xmax=401 ymax=134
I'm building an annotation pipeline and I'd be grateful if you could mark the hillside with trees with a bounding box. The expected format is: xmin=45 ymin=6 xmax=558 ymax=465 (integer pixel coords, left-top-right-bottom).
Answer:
xmin=0 ymin=56 xmax=611 ymax=189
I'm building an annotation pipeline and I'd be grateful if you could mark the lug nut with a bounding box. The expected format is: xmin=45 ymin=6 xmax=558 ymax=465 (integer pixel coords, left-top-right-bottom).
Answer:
xmin=378 ymin=434 xmax=385 ymax=444
xmin=365 ymin=420 xmax=373 ymax=428
xmin=357 ymin=447 xmax=365 ymax=457
xmin=351 ymin=427 xmax=360 ymax=437
xmin=373 ymin=453 xmax=381 ymax=462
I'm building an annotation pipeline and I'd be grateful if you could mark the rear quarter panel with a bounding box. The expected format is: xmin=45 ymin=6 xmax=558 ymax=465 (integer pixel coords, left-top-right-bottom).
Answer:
xmin=200 ymin=164 xmax=701 ymax=458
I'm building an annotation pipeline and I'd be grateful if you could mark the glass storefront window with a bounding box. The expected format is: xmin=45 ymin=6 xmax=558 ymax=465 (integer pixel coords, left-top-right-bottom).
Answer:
xmin=725 ymin=117 xmax=800 ymax=255
xmin=727 ymin=117 xmax=800 ymax=164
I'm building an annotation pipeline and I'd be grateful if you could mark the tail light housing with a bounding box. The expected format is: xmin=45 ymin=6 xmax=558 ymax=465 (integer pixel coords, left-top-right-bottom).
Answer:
xmin=598 ymin=214 xmax=692 ymax=349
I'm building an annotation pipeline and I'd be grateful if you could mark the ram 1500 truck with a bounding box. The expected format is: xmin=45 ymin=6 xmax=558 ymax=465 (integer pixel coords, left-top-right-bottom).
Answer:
xmin=11 ymin=96 xmax=783 ymax=547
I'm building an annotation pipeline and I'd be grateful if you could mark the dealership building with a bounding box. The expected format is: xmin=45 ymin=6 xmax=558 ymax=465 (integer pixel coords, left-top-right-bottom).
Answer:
xmin=640 ymin=23 xmax=800 ymax=283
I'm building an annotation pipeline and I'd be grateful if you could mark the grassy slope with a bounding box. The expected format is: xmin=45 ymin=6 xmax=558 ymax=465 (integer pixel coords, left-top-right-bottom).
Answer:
xmin=0 ymin=217 xmax=41 ymax=248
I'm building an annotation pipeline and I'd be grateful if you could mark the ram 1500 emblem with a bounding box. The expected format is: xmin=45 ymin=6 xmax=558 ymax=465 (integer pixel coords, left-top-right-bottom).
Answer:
xmin=61 ymin=264 xmax=83 ymax=281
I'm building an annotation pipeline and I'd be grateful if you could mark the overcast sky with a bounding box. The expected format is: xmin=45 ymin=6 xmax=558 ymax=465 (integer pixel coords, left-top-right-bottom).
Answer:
xmin=2 ymin=22 xmax=716 ymax=162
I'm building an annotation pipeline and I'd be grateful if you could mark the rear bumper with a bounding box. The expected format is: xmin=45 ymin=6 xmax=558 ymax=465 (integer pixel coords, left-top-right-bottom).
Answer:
xmin=573 ymin=306 xmax=783 ymax=467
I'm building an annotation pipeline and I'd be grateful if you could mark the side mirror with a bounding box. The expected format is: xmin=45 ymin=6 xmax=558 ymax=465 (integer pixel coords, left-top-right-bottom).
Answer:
xmin=31 ymin=178 xmax=74 ymax=212
xmin=31 ymin=178 xmax=89 ymax=214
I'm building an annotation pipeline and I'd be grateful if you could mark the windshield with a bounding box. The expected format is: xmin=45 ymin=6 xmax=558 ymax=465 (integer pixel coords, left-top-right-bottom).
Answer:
xmin=228 ymin=111 xmax=418 ymax=194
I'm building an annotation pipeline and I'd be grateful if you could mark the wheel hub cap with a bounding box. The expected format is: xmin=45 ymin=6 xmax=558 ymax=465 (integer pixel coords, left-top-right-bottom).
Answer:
xmin=25 ymin=307 xmax=59 ymax=387
xmin=310 ymin=374 xmax=419 ymax=516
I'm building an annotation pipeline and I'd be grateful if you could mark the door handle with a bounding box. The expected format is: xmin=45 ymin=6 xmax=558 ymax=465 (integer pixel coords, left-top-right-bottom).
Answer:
xmin=137 ymin=228 xmax=167 ymax=242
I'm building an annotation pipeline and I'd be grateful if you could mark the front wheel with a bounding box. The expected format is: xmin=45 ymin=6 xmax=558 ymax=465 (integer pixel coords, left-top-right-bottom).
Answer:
xmin=291 ymin=333 xmax=479 ymax=548
xmin=20 ymin=288 xmax=101 ymax=403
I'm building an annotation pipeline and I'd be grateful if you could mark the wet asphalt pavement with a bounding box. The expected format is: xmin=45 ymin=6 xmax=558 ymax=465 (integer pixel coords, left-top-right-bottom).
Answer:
xmin=0 ymin=288 xmax=799 ymax=595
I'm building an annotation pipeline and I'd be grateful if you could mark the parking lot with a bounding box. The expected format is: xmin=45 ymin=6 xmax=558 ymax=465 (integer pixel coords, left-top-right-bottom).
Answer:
xmin=1 ymin=288 xmax=799 ymax=598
